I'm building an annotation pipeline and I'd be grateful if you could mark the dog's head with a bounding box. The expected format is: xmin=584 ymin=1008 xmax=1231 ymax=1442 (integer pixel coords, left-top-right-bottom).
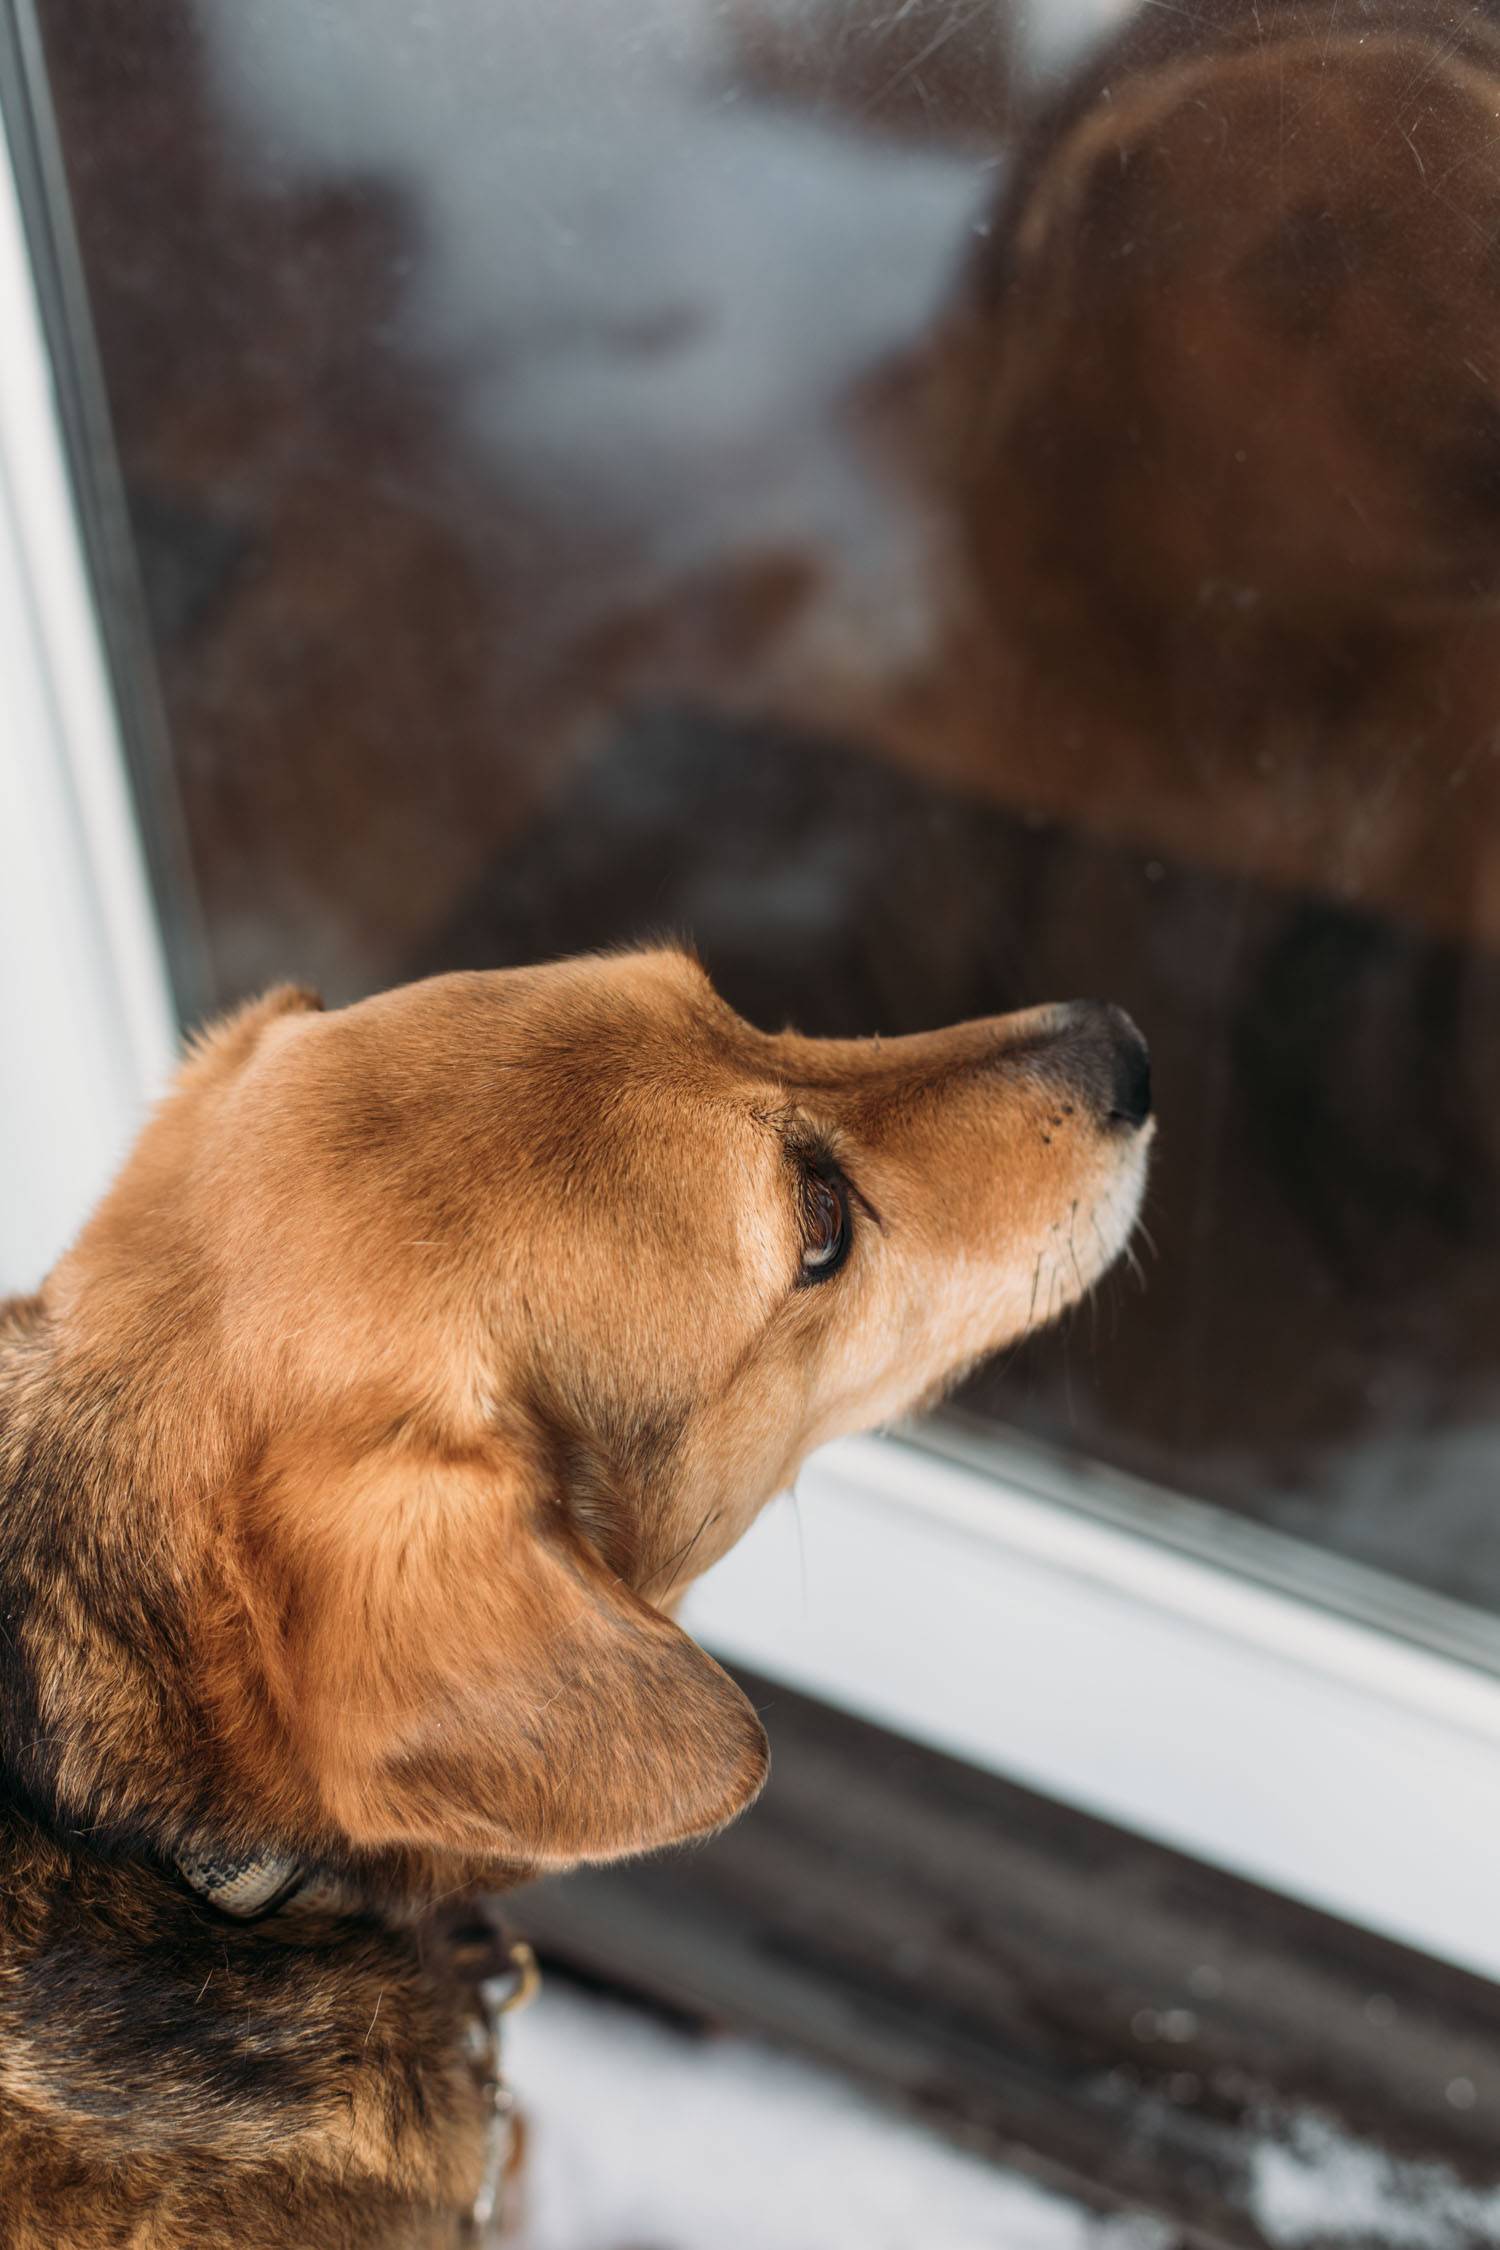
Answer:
xmin=28 ymin=950 xmax=1150 ymax=1883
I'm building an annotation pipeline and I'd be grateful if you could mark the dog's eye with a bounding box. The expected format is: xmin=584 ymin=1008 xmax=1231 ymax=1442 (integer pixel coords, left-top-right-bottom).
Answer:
xmin=799 ymin=1169 xmax=851 ymax=1284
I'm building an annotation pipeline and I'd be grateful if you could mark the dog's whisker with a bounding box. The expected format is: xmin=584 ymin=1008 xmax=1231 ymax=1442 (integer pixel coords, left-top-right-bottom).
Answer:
xmin=1067 ymin=1199 xmax=1088 ymax=1301
xmin=786 ymin=1479 xmax=810 ymax=1617
xmin=640 ymin=1505 xmax=723 ymax=1597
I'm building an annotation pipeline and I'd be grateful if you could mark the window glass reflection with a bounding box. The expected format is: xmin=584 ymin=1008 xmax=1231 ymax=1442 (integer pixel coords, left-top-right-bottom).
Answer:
xmin=33 ymin=0 xmax=1500 ymax=1608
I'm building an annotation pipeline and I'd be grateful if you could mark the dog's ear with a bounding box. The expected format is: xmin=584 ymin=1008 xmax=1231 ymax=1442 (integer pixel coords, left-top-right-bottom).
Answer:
xmin=179 ymin=984 xmax=324 ymax=1090
xmin=52 ymin=985 xmax=328 ymax=1332
xmin=259 ymin=1438 xmax=768 ymax=1869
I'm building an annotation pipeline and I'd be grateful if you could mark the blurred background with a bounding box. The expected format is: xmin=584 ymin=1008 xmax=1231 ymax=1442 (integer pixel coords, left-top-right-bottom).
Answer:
xmin=5 ymin=0 xmax=1500 ymax=2242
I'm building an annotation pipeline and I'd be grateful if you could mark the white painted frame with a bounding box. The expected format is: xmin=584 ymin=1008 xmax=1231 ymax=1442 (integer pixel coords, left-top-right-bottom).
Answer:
xmin=4 ymin=95 xmax=1498 ymax=1989
xmin=0 ymin=111 xmax=176 ymax=1294
xmin=685 ymin=1433 xmax=1500 ymax=1984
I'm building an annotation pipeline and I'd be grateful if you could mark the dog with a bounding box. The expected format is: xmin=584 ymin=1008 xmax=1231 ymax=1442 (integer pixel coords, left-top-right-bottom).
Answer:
xmin=0 ymin=947 xmax=1151 ymax=2245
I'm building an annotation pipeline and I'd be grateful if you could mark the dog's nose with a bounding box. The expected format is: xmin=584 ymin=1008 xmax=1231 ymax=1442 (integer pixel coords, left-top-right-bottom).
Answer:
xmin=1056 ymin=1001 xmax=1152 ymax=1131
xmin=1104 ymin=1007 xmax=1152 ymax=1130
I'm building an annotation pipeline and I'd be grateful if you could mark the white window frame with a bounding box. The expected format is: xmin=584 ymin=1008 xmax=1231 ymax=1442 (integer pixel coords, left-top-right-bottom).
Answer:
xmin=0 ymin=113 xmax=174 ymax=1291
xmin=684 ymin=1434 xmax=1500 ymax=1983
xmin=6 ymin=112 xmax=1500 ymax=1990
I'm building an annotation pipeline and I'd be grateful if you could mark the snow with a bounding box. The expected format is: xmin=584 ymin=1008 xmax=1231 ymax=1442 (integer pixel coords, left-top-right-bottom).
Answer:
xmin=502 ymin=1979 xmax=1175 ymax=2250
xmin=498 ymin=1981 xmax=1500 ymax=2250
xmin=1249 ymin=2109 xmax=1500 ymax=2250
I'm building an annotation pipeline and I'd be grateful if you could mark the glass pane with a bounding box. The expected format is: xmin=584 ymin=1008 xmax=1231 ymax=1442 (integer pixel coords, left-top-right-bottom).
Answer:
xmin=25 ymin=0 xmax=1500 ymax=1612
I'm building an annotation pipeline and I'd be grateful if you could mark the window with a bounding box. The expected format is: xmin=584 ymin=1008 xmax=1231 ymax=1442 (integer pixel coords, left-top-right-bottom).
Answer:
xmin=6 ymin=0 xmax=1500 ymax=1986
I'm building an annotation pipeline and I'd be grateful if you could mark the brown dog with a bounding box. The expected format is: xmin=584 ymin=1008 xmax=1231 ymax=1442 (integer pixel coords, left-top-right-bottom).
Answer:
xmin=0 ymin=948 xmax=1151 ymax=2246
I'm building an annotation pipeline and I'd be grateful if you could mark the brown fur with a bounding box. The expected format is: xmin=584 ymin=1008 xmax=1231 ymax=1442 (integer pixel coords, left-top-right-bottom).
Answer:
xmin=0 ymin=948 xmax=1150 ymax=2244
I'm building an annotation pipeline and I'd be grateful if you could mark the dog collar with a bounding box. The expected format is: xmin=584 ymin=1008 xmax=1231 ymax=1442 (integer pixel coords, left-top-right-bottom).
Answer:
xmin=174 ymin=1844 xmax=307 ymax=1919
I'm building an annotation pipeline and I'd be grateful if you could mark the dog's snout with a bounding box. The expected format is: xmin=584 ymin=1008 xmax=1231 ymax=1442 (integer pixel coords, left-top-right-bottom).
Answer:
xmin=1054 ymin=1000 xmax=1152 ymax=1130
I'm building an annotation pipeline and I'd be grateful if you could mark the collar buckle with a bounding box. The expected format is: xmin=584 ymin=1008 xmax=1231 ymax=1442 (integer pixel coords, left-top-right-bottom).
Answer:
xmin=174 ymin=1846 xmax=306 ymax=1919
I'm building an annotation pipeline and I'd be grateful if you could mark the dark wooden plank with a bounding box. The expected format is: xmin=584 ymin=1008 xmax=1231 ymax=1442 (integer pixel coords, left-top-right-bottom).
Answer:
xmin=512 ymin=1673 xmax=1500 ymax=2249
